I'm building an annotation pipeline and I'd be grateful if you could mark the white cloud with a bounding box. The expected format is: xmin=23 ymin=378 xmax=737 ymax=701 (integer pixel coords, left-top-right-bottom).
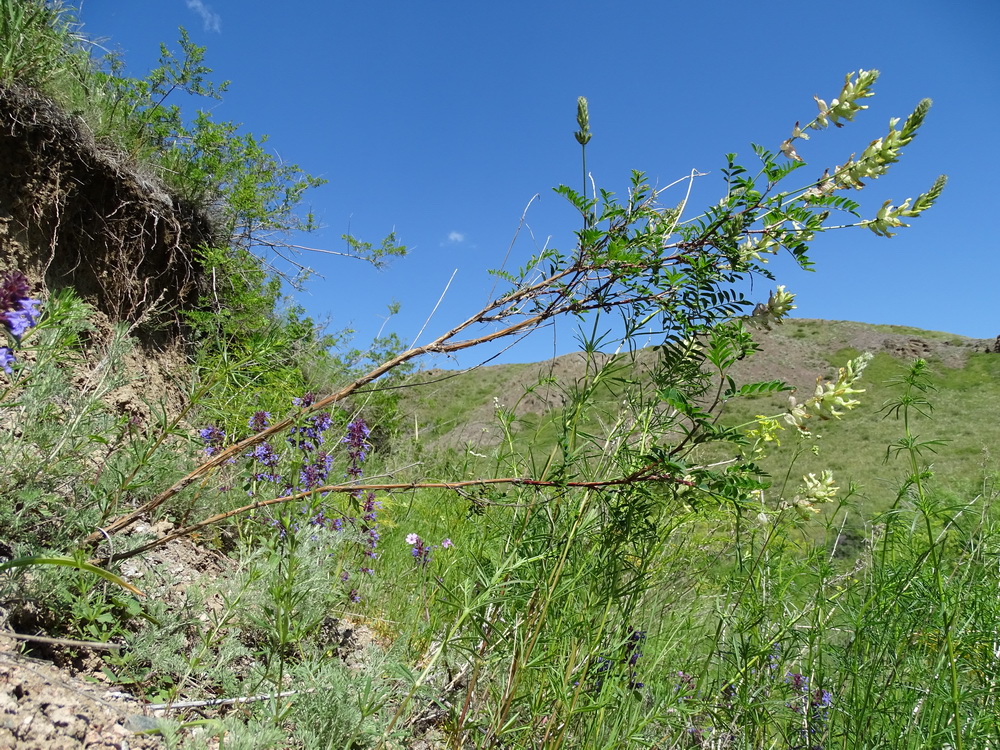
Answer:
xmin=447 ymin=231 xmax=465 ymax=243
xmin=185 ymin=0 xmax=221 ymax=32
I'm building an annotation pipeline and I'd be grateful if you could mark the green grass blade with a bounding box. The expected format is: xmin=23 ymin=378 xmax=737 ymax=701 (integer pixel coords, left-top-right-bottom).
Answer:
xmin=0 ymin=555 xmax=144 ymax=597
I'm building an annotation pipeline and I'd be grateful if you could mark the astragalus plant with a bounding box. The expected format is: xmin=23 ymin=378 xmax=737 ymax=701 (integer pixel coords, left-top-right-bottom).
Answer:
xmin=75 ymin=70 xmax=955 ymax=748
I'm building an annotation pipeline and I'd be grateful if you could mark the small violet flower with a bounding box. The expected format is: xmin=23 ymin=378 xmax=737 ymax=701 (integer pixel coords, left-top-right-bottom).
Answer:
xmin=292 ymin=392 xmax=317 ymax=407
xmin=199 ymin=425 xmax=226 ymax=456
xmin=4 ymin=298 xmax=42 ymax=340
xmin=406 ymin=535 xmax=454 ymax=567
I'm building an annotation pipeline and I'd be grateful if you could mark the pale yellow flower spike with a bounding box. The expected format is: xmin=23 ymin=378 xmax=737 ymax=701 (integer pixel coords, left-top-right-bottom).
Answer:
xmin=784 ymin=353 xmax=873 ymax=432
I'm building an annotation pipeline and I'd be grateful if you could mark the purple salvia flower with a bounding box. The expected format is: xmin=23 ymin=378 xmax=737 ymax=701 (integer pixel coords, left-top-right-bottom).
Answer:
xmin=248 ymin=411 xmax=271 ymax=432
xmin=343 ymin=418 xmax=371 ymax=445
xmin=786 ymin=672 xmax=809 ymax=693
xmin=0 ymin=347 xmax=15 ymax=374
xmin=342 ymin=422 xmax=379 ymax=569
xmin=408 ymin=534 xmax=432 ymax=566
xmin=3 ymin=298 xmax=42 ymax=341
xmin=311 ymin=411 xmax=332 ymax=432
xmin=299 ymin=451 xmax=335 ymax=491
xmin=623 ymin=629 xmax=646 ymax=688
xmin=300 ymin=462 xmax=323 ymax=490
xmin=0 ymin=271 xmax=42 ymax=354
xmin=287 ymin=413 xmax=333 ymax=452
xmin=251 ymin=442 xmax=280 ymax=467
xmin=343 ymin=418 xmax=371 ymax=474
xmin=362 ymin=494 xmax=380 ymax=523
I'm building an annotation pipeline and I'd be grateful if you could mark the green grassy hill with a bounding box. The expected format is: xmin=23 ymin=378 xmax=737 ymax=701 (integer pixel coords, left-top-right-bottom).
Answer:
xmin=404 ymin=319 xmax=999 ymax=516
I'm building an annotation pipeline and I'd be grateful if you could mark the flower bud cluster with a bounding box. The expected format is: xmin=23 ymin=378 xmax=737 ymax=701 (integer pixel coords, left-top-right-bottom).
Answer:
xmin=779 ymin=70 xmax=879 ymax=161
xmin=781 ymin=470 xmax=839 ymax=516
xmin=810 ymin=69 xmax=879 ymax=131
xmin=745 ymin=415 xmax=784 ymax=459
xmin=863 ymin=174 xmax=948 ymax=237
xmin=574 ymin=96 xmax=592 ymax=146
xmin=834 ymin=98 xmax=930 ymax=189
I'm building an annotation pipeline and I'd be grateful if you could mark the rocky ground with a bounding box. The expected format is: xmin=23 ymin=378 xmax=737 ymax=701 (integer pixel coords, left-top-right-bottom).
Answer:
xmin=1 ymin=515 xmax=399 ymax=749
xmin=0 ymin=651 xmax=165 ymax=750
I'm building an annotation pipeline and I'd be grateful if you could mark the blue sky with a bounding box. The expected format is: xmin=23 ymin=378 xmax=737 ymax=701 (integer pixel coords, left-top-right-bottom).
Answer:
xmin=77 ymin=1 xmax=997 ymax=366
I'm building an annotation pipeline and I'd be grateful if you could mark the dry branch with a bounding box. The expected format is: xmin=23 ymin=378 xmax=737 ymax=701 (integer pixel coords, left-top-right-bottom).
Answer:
xmin=86 ymin=197 xmax=685 ymax=548
xmin=95 ymin=469 xmax=693 ymax=565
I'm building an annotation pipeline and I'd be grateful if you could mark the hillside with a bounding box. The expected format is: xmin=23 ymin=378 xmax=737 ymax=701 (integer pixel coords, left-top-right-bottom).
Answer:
xmin=410 ymin=320 xmax=995 ymax=455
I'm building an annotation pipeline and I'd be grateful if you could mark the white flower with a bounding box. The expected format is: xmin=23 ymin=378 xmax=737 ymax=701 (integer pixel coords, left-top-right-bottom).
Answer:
xmin=781 ymin=138 xmax=803 ymax=162
xmin=748 ymin=286 xmax=796 ymax=330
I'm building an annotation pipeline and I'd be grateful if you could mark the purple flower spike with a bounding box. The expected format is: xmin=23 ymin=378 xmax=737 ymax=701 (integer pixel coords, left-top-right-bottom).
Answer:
xmin=248 ymin=411 xmax=271 ymax=432
xmin=0 ymin=271 xmax=30 ymax=308
xmin=3 ymin=298 xmax=42 ymax=341
xmin=786 ymin=672 xmax=809 ymax=693
xmin=0 ymin=270 xmax=42 ymax=358
xmin=250 ymin=441 xmax=280 ymax=468
xmin=407 ymin=534 xmax=433 ymax=566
